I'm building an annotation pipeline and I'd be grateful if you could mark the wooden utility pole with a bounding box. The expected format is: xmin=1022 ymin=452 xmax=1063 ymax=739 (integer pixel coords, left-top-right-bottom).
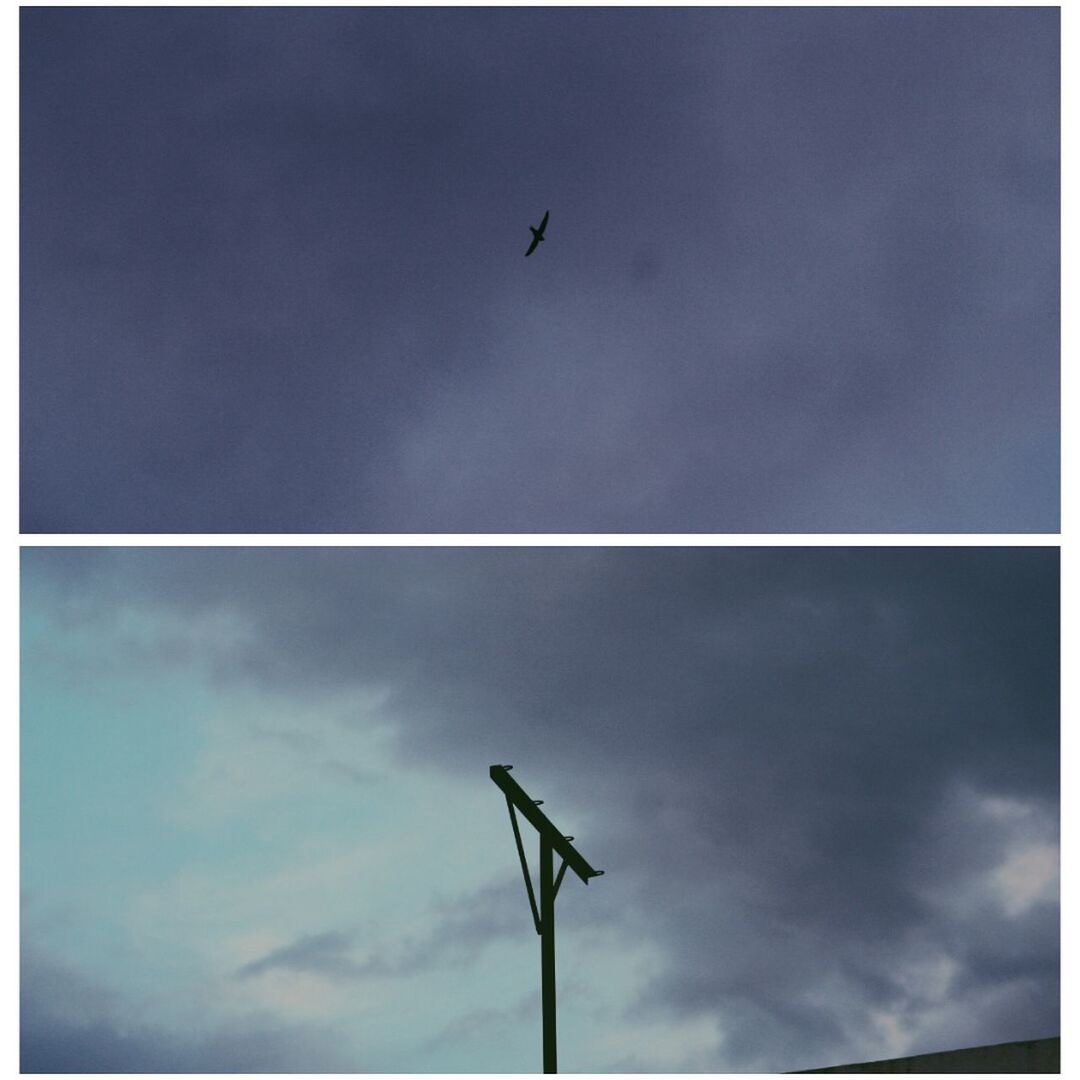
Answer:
xmin=490 ymin=764 xmax=604 ymax=1074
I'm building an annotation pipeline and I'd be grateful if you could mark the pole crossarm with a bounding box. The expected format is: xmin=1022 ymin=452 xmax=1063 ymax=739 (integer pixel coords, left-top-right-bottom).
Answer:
xmin=490 ymin=765 xmax=603 ymax=884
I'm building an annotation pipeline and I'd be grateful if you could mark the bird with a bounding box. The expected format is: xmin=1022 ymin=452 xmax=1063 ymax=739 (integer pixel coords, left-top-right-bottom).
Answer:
xmin=525 ymin=210 xmax=549 ymax=256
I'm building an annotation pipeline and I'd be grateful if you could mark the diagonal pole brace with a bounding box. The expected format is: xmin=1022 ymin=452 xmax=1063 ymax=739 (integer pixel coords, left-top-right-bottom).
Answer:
xmin=507 ymin=796 xmax=542 ymax=934
xmin=553 ymin=857 xmax=569 ymax=900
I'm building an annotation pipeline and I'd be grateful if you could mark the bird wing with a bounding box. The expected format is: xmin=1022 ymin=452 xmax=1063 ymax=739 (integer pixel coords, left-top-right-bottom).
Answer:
xmin=525 ymin=234 xmax=541 ymax=256
xmin=538 ymin=210 xmax=549 ymax=234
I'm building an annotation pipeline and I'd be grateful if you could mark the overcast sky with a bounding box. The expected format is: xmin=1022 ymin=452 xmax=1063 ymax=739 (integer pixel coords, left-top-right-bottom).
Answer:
xmin=21 ymin=546 xmax=1058 ymax=1072
xmin=21 ymin=7 xmax=1058 ymax=533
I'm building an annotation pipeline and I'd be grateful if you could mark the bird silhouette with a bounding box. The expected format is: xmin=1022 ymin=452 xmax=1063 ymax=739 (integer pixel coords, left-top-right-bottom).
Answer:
xmin=525 ymin=210 xmax=549 ymax=256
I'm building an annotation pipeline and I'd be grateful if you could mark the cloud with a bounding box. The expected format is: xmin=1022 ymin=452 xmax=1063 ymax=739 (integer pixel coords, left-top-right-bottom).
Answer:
xmin=991 ymin=844 xmax=1058 ymax=918
xmin=21 ymin=8 xmax=1058 ymax=531
xmin=236 ymin=930 xmax=362 ymax=980
xmin=237 ymin=880 xmax=530 ymax=983
xmin=21 ymin=950 xmax=353 ymax=1073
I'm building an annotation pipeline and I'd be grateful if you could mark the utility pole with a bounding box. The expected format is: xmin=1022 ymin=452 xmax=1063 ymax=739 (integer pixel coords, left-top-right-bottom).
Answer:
xmin=540 ymin=835 xmax=556 ymax=1072
xmin=490 ymin=764 xmax=604 ymax=1074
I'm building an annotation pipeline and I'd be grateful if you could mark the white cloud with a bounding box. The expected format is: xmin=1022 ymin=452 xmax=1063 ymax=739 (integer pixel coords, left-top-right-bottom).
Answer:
xmin=991 ymin=843 xmax=1059 ymax=918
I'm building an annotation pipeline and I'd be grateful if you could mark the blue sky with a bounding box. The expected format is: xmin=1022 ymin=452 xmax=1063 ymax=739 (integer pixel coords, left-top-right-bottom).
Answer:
xmin=21 ymin=547 xmax=1059 ymax=1072
xmin=20 ymin=6 xmax=1059 ymax=532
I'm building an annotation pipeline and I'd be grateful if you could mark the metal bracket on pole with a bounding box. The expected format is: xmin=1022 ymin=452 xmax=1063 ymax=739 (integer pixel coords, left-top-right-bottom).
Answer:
xmin=490 ymin=764 xmax=604 ymax=1074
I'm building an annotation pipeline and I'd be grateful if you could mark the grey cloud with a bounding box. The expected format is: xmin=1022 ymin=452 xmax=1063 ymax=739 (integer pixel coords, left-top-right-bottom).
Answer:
xmin=236 ymin=930 xmax=364 ymax=980
xmin=21 ymin=950 xmax=353 ymax=1073
xmin=238 ymin=880 xmax=530 ymax=983
xmin=21 ymin=8 xmax=1058 ymax=531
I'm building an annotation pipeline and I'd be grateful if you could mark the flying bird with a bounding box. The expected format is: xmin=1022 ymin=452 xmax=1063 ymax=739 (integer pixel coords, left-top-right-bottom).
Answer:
xmin=525 ymin=210 xmax=549 ymax=256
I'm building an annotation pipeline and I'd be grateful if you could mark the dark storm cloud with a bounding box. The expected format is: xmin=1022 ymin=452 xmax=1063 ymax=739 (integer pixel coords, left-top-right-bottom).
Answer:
xmin=22 ymin=546 xmax=1059 ymax=1069
xmin=22 ymin=8 xmax=1058 ymax=532
xmin=21 ymin=950 xmax=353 ymax=1073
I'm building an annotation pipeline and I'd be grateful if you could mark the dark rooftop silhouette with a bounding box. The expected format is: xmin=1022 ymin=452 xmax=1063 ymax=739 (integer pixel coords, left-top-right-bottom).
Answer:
xmin=792 ymin=1036 xmax=1060 ymax=1074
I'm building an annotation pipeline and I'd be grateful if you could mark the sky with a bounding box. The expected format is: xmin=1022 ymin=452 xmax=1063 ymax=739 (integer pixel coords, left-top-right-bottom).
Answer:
xmin=21 ymin=545 xmax=1059 ymax=1072
xmin=20 ymin=6 xmax=1059 ymax=533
